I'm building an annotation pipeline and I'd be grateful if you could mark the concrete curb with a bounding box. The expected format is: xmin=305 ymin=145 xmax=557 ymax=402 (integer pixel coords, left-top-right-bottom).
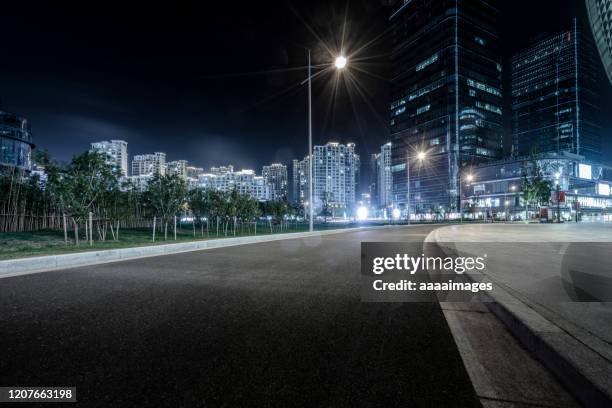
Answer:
xmin=0 ymin=225 xmax=389 ymax=279
xmin=426 ymin=227 xmax=612 ymax=408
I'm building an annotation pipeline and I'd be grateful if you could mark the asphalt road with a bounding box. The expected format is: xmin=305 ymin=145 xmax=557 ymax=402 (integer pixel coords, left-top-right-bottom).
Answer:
xmin=0 ymin=226 xmax=481 ymax=407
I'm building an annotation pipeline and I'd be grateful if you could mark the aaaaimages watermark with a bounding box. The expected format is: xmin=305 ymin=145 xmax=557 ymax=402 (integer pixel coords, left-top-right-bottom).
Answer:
xmin=361 ymin=241 xmax=612 ymax=303
xmin=361 ymin=243 xmax=493 ymax=302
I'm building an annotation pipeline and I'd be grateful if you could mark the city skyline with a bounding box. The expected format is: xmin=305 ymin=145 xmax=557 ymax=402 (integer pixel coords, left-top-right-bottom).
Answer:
xmin=1 ymin=1 xmax=611 ymax=186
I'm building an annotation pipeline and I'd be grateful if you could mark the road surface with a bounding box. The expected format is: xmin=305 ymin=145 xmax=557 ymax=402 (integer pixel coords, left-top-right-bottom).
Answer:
xmin=0 ymin=226 xmax=481 ymax=407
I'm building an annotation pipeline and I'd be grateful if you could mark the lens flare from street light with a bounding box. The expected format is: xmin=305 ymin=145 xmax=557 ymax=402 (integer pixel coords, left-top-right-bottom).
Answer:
xmin=357 ymin=206 xmax=368 ymax=221
xmin=335 ymin=55 xmax=347 ymax=69
xmin=417 ymin=151 xmax=426 ymax=160
xmin=466 ymin=174 xmax=474 ymax=182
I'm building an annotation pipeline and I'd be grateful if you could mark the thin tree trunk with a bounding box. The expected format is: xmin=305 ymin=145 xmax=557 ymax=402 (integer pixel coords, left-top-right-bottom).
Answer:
xmin=89 ymin=212 xmax=93 ymax=246
xmin=109 ymin=222 xmax=116 ymax=241
xmin=152 ymin=216 xmax=156 ymax=241
xmin=73 ymin=218 xmax=79 ymax=247
xmin=63 ymin=213 xmax=68 ymax=246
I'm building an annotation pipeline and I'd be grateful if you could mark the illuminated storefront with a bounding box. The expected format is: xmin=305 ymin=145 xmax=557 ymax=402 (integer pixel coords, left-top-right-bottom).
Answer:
xmin=463 ymin=153 xmax=612 ymax=220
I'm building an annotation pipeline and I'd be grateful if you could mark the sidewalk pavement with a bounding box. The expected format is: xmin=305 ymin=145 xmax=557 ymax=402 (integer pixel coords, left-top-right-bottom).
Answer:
xmin=0 ymin=225 xmax=390 ymax=279
xmin=426 ymin=223 xmax=612 ymax=407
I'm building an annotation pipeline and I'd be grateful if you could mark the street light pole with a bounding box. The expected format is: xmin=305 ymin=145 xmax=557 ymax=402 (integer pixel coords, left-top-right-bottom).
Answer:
xmin=406 ymin=151 xmax=426 ymax=224
xmin=406 ymin=153 xmax=410 ymax=225
xmin=555 ymin=171 xmax=561 ymax=223
xmin=460 ymin=174 xmax=473 ymax=224
xmin=459 ymin=173 xmax=462 ymax=224
xmin=302 ymin=51 xmax=347 ymax=231
xmin=308 ymin=49 xmax=314 ymax=233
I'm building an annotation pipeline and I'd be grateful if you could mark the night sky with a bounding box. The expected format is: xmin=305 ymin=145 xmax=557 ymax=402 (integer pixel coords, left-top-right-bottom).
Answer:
xmin=1 ymin=1 xmax=610 ymax=183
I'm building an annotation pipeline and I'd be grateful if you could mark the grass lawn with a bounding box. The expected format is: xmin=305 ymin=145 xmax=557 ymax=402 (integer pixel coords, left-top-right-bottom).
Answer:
xmin=0 ymin=222 xmax=368 ymax=260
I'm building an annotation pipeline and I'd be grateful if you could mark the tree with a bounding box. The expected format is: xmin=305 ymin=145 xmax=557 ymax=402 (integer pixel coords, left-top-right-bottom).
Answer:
xmin=521 ymin=159 xmax=552 ymax=222
xmin=46 ymin=152 xmax=118 ymax=246
xmin=144 ymin=174 xmax=187 ymax=240
xmin=320 ymin=192 xmax=334 ymax=223
xmin=188 ymin=189 xmax=214 ymax=236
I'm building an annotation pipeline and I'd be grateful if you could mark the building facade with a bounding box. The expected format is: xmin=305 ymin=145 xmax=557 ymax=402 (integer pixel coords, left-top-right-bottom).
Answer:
xmin=262 ymin=163 xmax=288 ymax=201
xmin=131 ymin=152 xmax=166 ymax=176
xmin=389 ymin=0 xmax=503 ymax=216
xmin=512 ymin=19 xmax=603 ymax=163
xmin=126 ymin=174 xmax=152 ymax=192
xmin=0 ymin=110 xmax=34 ymax=171
xmin=197 ymin=166 xmax=271 ymax=201
xmin=166 ymin=160 xmax=188 ymax=180
xmin=377 ymin=142 xmax=393 ymax=210
xmin=586 ymin=0 xmax=612 ymax=84
xmin=463 ymin=152 xmax=612 ymax=221
xmin=292 ymin=159 xmax=301 ymax=204
xmin=294 ymin=142 xmax=360 ymax=217
xmin=90 ymin=140 xmax=128 ymax=176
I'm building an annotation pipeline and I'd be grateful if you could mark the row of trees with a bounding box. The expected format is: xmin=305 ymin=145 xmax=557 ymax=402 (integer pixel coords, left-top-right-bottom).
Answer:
xmin=0 ymin=151 xmax=298 ymax=245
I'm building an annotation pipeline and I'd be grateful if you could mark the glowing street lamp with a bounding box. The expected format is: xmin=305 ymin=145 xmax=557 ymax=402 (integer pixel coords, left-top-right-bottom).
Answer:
xmin=335 ymin=55 xmax=348 ymax=69
xmin=459 ymin=173 xmax=474 ymax=224
xmin=407 ymin=151 xmax=426 ymax=224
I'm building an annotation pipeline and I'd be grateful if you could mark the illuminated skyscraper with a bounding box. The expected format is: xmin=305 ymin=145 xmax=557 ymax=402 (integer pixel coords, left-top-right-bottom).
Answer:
xmin=131 ymin=152 xmax=166 ymax=176
xmin=294 ymin=142 xmax=360 ymax=217
xmin=167 ymin=160 xmax=188 ymax=180
xmin=389 ymin=0 xmax=503 ymax=215
xmin=90 ymin=140 xmax=128 ymax=176
xmin=262 ymin=163 xmax=288 ymax=201
xmin=586 ymin=0 xmax=612 ymax=84
xmin=512 ymin=20 xmax=603 ymax=162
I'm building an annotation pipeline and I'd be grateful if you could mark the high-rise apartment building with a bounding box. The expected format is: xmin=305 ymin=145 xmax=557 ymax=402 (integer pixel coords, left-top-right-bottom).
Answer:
xmin=166 ymin=160 xmax=188 ymax=180
xmin=512 ymin=20 xmax=603 ymax=162
xmin=262 ymin=163 xmax=288 ymax=201
xmin=389 ymin=0 xmax=503 ymax=215
xmin=197 ymin=166 xmax=271 ymax=201
xmin=186 ymin=166 xmax=204 ymax=180
xmin=0 ymin=110 xmax=33 ymax=171
xmin=294 ymin=142 xmax=360 ymax=217
xmin=586 ymin=0 xmax=612 ymax=84
xmin=90 ymin=140 xmax=128 ymax=176
xmin=377 ymin=142 xmax=393 ymax=210
xmin=131 ymin=152 xmax=166 ymax=176
xmin=292 ymin=159 xmax=302 ymax=204
xmin=369 ymin=153 xmax=380 ymax=209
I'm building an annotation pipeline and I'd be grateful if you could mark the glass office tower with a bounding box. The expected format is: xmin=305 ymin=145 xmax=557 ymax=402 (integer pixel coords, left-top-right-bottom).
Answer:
xmin=512 ymin=19 xmax=603 ymax=162
xmin=0 ymin=110 xmax=33 ymax=171
xmin=586 ymin=0 xmax=612 ymax=84
xmin=389 ymin=0 xmax=503 ymax=216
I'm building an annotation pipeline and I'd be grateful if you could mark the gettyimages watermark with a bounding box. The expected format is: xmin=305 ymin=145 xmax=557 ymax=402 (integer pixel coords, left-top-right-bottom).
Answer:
xmin=361 ymin=242 xmax=612 ymax=303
